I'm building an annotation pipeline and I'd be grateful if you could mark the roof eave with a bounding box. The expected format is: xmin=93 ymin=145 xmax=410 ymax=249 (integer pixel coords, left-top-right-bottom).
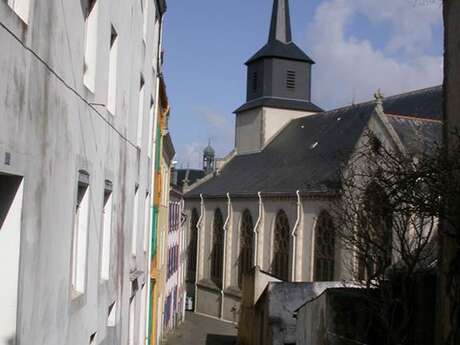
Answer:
xmin=184 ymin=189 xmax=340 ymax=200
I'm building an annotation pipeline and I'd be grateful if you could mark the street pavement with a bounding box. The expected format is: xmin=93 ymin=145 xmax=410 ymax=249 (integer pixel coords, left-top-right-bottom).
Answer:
xmin=163 ymin=312 xmax=237 ymax=345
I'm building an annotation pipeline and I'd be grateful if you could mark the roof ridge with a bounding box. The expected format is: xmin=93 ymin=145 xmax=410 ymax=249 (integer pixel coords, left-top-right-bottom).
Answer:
xmin=385 ymin=113 xmax=443 ymax=123
xmin=318 ymin=85 xmax=442 ymax=116
xmin=383 ymin=85 xmax=442 ymax=100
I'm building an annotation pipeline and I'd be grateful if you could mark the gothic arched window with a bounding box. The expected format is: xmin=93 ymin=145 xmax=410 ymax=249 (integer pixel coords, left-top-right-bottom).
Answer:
xmin=271 ymin=210 xmax=290 ymax=281
xmin=358 ymin=183 xmax=393 ymax=281
xmin=211 ymin=209 xmax=224 ymax=288
xmin=314 ymin=211 xmax=336 ymax=281
xmin=238 ymin=210 xmax=254 ymax=288
xmin=187 ymin=209 xmax=199 ymax=282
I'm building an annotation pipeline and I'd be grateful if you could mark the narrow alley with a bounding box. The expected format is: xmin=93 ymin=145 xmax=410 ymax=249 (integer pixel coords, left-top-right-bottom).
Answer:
xmin=164 ymin=312 xmax=237 ymax=345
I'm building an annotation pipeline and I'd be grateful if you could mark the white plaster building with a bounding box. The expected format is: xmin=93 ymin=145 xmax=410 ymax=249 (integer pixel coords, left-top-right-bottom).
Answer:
xmin=183 ymin=0 xmax=443 ymax=324
xmin=163 ymin=187 xmax=186 ymax=333
xmin=0 ymin=0 xmax=166 ymax=344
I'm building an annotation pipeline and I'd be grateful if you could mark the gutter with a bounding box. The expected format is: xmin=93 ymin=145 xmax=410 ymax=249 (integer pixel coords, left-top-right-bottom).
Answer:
xmin=184 ymin=190 xmax=339 ymax=201
xmin=220 ymin=192 xmax=232 ymax=319
xmin=291 ymin=190 xmax=302 ymax=281
xmin=253 ymin=192 xmax=263 ymax=267
xmin=194 ymin=194 xmax=205 ymax=311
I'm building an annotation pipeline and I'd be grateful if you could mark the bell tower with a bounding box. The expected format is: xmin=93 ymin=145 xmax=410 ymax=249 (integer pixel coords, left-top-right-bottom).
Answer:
xmin=234 ymin=0 xmax=322 ymax=155
xmin=203 ymin=141 xmax=215 ymax=175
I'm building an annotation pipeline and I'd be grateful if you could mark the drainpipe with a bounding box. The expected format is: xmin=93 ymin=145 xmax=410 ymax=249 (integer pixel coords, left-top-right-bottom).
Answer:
xmin=221 ymin=192 xmax=231 ymax=319
xmin=310 ymin=216 xmax=318 ymax=281
xmin=194 ymin=194 xmax=205 ymax=311
xmin=291 ymin=190 xmax=302 ymax=282
xmin=253 ymin=192 xmax=263 ymax=267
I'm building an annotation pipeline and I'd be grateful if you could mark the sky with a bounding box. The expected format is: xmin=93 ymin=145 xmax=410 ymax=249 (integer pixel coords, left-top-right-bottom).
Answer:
xmin=162 ymin=0 xmax=443 ymax=169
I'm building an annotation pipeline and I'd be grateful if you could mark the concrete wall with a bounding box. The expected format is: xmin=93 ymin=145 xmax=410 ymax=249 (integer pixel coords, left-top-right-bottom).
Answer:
xmin=296 ymin=290 xmax=327 ymax=345
xmin=235 ymin=107 xmax=315 ymax=154
xmin=235 ymin=107 xmax=263 ymax=154
xmin=0 ymin=0 xmax=163 ymax=344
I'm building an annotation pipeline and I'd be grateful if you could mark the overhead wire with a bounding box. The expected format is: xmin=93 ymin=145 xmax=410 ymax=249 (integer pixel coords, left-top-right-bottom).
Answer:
xmin=0 ymin=20 xmax=138 ymax=149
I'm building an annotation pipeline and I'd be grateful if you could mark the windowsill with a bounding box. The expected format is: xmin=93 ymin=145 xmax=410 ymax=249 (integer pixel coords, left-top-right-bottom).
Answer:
xmin=4 ymin=3 xmax=29 ymax=26
xmin=83 ymin=81 xmax=95 ymax=94
xmin=197 ymin=278 xmax=221 ymax=292
xmin=71 ymin=289 xmax=84 ymax=300
xmin=224 ymin=286 xmax=242 ymax=299
xmin=70 ymin=289 xmax=87 ymax=311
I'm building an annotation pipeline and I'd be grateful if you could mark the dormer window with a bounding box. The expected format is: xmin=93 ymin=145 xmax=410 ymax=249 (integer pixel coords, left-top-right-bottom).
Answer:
xmin=286 ymin=70 xmax=296 ymax=90
xmin=252 ymin=72 xmax=258 ymax=92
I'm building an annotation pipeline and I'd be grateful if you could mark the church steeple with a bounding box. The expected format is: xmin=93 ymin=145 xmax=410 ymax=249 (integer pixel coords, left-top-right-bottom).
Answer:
xmin=235 ymin=0 xmax=321 ymax=114
xmin=269 ymin=0 xmax=292 ymax=44
xmin=233 ymin=0 xmax=322 ymax=155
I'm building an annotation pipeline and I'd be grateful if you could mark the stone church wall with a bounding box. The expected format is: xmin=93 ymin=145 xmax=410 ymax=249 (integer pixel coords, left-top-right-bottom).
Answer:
xmin=184 ymin=194 xmax=354 ymax=322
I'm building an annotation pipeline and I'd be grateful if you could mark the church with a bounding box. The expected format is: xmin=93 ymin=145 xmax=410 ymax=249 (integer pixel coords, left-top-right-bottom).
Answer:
xmin=183 ymin=0 xmax=442 ymax=322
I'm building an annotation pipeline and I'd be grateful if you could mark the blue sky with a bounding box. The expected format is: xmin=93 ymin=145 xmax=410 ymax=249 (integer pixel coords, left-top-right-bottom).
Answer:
xmin=163 ymin=0 xmax=443 ymax=169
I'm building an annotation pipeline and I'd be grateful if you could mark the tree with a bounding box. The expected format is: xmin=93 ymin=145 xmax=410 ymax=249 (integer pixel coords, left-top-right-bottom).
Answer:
xmin=331 ymin=130 xmax=460 ymax=345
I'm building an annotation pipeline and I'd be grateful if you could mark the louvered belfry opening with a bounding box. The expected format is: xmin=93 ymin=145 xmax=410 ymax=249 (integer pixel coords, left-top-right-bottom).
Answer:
xmin=286 ymin=70 xmax=296 ymax=90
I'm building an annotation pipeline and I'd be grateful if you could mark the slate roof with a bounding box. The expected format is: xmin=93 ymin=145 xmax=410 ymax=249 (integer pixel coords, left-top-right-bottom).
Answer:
xmin=246 ymin=40 xmax=315 ymax=65
xmin=176 ymin=169 xmax=205 ymax=191
xmin=185 ymin=86 xmax=442 ymax=199
xmin=386 ymin=114 xmax=442 ymax=156
xmin=380 ymin=85 xmax=442 ymax=120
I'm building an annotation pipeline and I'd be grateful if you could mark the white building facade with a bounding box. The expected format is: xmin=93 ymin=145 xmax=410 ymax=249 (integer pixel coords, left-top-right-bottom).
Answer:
xmin=0 ymin=0 xmax=166 ymax=344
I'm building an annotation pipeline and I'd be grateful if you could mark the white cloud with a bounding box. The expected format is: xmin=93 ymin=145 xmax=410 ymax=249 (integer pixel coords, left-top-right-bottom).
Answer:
xmin=175 ymin=142 xmax=203 ymax=169
xmin=175 ymin=108 xmax=234 ymax=168
xmin=195 ymin=107 xmax=234 ymax=154
xmin=306 ymin=0 xmax=443 ymax=109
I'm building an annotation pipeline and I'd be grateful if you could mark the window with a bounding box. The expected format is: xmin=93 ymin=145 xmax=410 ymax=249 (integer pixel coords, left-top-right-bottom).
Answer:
xmin=132 ymin=185 xmax=140 ymax=257
xmin=143 ymin=193 xmax=150 ymax=252
xmin=314 ymin=211 xmax=336 ymax=281
xmin=89 ymin=332 xmax=97 ymax=344
xmin=369 ymin=133 xmax=383 ymax=154
xmin=137 ymin=75 xmax=145 ymax=147
xmin=72 ymin=170 xmax=90 ymax=295
xmin=238 ymin=210 xmax=254 ymax=288
xmin=142 ymin=0 xmax=148 ymax=42
xmin=0 ymin=174 xmax=23 ymax=344
xmin=107 ymin=301 xmax=117 ymax=327
xmin=138 ymin=284 xmax=147 ymax=344
xmin=100 ymin=180 xmax=113 ymax=280
xmin=252 ymin=72 xmax=258 ymax=92
xmin=286 ymin=70 xmax=296 ymax=90
xmin=211 ymin=209 xmax=224 ymax=288
xmin=83 ymin=0 xmax=99 ymax=92
xmin=357 ymin=183 xmax=393 ymax=280
xmin=271 ymin=210 xmax=290 ymax=281
xmin=128 ymin=296 xmax=136 ymax=345
xmin=6 ymin=0 xmax=30 ymax=23
xmin=148 ymin=98 xmax=155 ymax=158
xmin=107 ymin=25 xmax=118 ymax=114
xmin=187 ymin=209 xmax=199 ymax=282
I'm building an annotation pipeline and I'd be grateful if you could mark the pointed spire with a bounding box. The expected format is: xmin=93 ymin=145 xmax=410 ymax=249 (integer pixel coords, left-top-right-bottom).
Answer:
xmin=269 ymin=0 xmax=292 ymax=44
